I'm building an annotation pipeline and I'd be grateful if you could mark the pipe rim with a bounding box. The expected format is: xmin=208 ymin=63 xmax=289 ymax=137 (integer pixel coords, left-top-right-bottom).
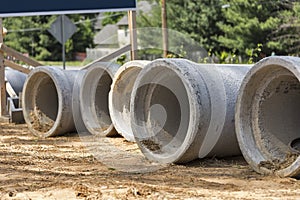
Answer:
xmin=130 ymin=59 xmax=201 ymax=163
xmin=109 ymin=60 xmax=150 ymax=141
xmin=235 ymin=56 xmax=300 ymax=177
xmin=80 ymin=63 xmax=116 ymax=136
xmin=22 ymin=66 xmax=67 ymax=137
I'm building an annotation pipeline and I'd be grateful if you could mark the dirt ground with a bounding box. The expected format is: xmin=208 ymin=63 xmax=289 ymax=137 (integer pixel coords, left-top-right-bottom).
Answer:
xmin=0 ymin=122 xmax=299 ymax=200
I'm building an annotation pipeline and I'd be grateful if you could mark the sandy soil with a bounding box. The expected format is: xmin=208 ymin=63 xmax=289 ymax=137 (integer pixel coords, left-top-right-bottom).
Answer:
xmin=0 ymin=122 xmax=299 ymax=200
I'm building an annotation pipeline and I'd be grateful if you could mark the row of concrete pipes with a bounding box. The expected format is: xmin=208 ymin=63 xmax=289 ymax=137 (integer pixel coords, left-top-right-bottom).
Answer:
xmin=19 ymin=56 xmax=300 ymax=178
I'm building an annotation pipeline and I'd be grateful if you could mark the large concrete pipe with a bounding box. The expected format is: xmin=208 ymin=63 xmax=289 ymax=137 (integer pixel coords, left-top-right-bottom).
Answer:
xmin=109 ymin=60 xmax=151 ymax=142
xmin=79 ymin=62 xmax=119 ymax=136
xmin=235 ymin=56 xmax=300 ymax=178
xmin=22 ymin=66 xmax=78 ymax=137
xmin=130 ymin=59 xmax=251 ymax=164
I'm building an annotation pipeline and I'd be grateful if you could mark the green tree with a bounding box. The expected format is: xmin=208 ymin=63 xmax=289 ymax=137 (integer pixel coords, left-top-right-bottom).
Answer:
xmin=268 ymin=2 xmax=300 ymax=55
xmin=217 ymin=0 xmax=291 ymax=58
xmin=3 ymin=14 xmax=96 ymax=61
xmin=101 ymin=12 xmax=125 ymax=26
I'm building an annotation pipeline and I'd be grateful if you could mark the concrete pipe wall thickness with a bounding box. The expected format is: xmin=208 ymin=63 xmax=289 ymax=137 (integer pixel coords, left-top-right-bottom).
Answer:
xmin=130 ymin=58 xmax=251 ymax=164
xmin=235 ymin=56 xmax=300 ymax=178
xmin=109 ymin=60 xmax=151 ymax=142
xmin=22 ymin=66 xmax=78 ymax=137
xmin=79 ymin=62 xmax=119 ymax=136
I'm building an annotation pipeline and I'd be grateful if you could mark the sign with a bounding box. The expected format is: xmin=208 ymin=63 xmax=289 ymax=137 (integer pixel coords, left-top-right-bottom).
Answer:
xmin=0 ymin=0 xmax=136 ymax=17
xmin=48 ymin=15 xmax=77 ymax=44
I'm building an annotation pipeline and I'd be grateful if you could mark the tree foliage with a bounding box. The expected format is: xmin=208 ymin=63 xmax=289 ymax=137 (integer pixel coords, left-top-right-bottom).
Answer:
xmin=3 ymin=1 xmax=300 ymax=62
xmin=3 ymin=14 xmax=96 ymax=61
xmin=138 ymin=0 xmax=300 ymax=62
xmin=267 ymin=1 xmax=300 ymax=55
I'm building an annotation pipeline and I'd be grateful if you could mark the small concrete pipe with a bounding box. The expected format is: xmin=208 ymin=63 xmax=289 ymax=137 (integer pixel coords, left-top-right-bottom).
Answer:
xmin=5 ymin=67 xmax=27 ymax=95
xmin=22 ymin=66 xmax=78 ymax=137
xmin=235 ymin=56 xmax=300 ymax=178
xmin=79 ymin=62 xmax=119 ymax=136
xmin=109 ymin=60 xmax=151 ymax=142
xmin=130 ymin=59 xmax=251 ymax=164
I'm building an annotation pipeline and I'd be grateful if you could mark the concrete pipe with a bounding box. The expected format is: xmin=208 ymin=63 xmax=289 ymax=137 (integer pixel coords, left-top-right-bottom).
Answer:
xmin=72 ymin=69 xmax=89 ymax=134
xmin=5 ymin=67 xmax=27 ymax=95
xmin=109 ymin=60 xmax=151 ymax=142
xmin=235 ymin=56 xmax=300 ymax=178
xmin=130 ymin=59 xmax=251 ymax=164
xmin=79 ymin=62 xmax=119 ymax=136
xmin=22 ymin=66 xmax=78 ymax=137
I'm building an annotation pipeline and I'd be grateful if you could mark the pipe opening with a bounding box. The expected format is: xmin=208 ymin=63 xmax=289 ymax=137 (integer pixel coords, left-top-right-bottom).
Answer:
xmin=249 ymin=66 xmax=300 ymax=167
xmin=133 ymin=67 xmax=190 ymax=159
xmin=81 ymin=67 xmax=115 ymax=135
xmin=112 ymin=67 xmax=141 ymax=135
xmin=28 ymin=73 xmax=59 ymax=133
xmin=94 ymin=71 xmax=113 ymax=130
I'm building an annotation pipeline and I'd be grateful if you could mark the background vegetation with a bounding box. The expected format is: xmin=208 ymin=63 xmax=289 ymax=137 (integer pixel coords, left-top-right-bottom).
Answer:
xmin=3 ymin=0 xmax=300 ymax=63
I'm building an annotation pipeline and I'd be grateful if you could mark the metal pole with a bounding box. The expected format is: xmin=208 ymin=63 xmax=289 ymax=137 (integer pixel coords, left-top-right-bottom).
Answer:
xmin=0 ymin=18 xmax=6 ymax=116
xmin=162 ymin=0 xmax=168 ymax=58
xmin=61 ymin=15 xmax=66 ymax=69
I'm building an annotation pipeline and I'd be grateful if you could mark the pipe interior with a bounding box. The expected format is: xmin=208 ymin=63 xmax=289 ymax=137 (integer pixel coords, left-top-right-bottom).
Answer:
xmin=112 ymin=67 xmax=141 ymax=134
xmin=94 ymin=71 xmax=113 ymax=130
xmin=28 ymin=72 xmax=58 ymax=132
xmin=133 ymin=67 xmax=190 ymax=157
xmin=252 ymin=66 xmax=300 ymax=161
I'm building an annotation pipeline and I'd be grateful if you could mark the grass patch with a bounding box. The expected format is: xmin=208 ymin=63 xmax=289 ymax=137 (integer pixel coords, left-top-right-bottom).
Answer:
xmin=39 ymin=61 xmax=85 ymax=67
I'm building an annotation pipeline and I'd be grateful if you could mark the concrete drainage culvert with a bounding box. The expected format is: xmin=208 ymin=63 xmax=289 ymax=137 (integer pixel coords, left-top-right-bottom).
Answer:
xmin=109 ymin=60 xmax=151 ymax=142
xmin=131 ymin=58 xmax=251 ymax=164
xmin=236 ymin=56 xmax=300 ymax=178
xmin=22 ymin=66 xmax=77 ymax=137
xmin=79 ymin=62 xmax=119 ymax=136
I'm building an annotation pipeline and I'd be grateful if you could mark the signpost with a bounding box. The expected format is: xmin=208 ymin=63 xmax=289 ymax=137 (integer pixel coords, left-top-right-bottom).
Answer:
xmin=48 ymin=15 xmax=77 ymax=69
xmin=0 ymin=0 xmax=137 ymax=117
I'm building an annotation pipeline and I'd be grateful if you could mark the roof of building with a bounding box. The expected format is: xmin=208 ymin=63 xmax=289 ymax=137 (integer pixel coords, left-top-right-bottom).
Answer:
xmin=138 ymin=1 xmax=153 ymax=14
xmin=93 ymin=24 xmax=118 ymax=45
xmin=116 ymin=15 xmax=128 ymax=26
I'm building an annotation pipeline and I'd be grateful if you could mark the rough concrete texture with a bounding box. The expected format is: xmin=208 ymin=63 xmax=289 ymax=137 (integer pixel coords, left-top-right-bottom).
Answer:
xmin=109 ymin=60 xmax=151 ymax=142
xmin=71 ymin=69 xmax=89 ymax=135
xmin=235 ymin=56 xmax=300 ymax=178
xmin=130 ymin=58 xmax=251 ymax=164
xmin=79 ymin=62 xmax=119 ymax=136
xmin=22 ymin=66 xmax=77 ymax=137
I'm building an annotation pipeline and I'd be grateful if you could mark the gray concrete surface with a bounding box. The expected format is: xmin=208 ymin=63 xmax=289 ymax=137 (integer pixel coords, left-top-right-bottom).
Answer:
xmin=22 ymin=66 xmax=77 ymax=137
xmin=130 ymin=58 xmax=251 ymax=164
xmin=109 ymin=60 xmax=150 ymax=142
xmin=235 ymin=56 xmax=300 ymax=177
xmin=79 ymin=62 xmax=119 ymax=136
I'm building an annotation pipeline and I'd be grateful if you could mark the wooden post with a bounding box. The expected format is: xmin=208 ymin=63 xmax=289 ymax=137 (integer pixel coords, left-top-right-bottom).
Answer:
xmin=162 ymin=0 xmax=168 ymax=58
xmin=128 ymin=10 xmax=138 ymax=60
xmin=0 ymin=18 xmax=6 ymax=117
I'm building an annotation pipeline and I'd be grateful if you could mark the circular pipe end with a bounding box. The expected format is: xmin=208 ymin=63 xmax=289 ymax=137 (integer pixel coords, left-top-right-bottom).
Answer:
xmin=22 ymin=67 xmax=70 ymax=137
xmin=80 ymin=63 xmax=119 ymax=137
xmin=130 ymin=59 xmax=205 ymax=164
xmin=236 ymin=56 xmax=300 ymax=177
xmin=109 ymin=60 xmax=150 ymax=142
